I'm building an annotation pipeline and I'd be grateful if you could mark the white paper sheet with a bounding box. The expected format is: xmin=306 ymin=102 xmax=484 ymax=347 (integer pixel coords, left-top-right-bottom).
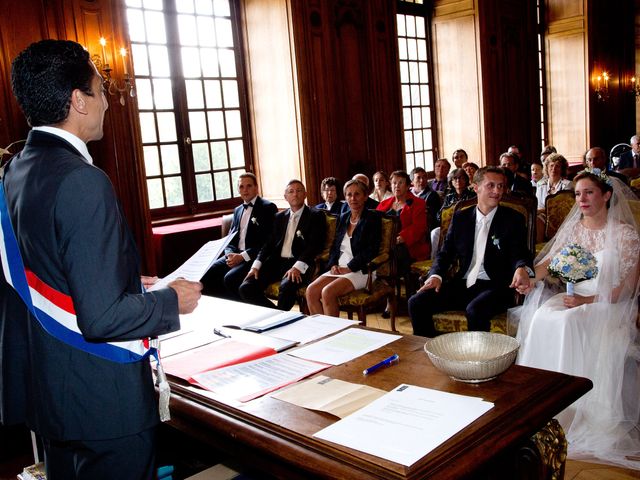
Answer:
xmin=191 ymin=353 xmax=328 ymax=402
xmin=150 ymin=234 xmax=233 ymax=291
xmin=313 ymin=384 xmax=494 ymax=466
xmin=288 ymin=328 xmax=401 ymax=365
xmin=265 ymin=314 xmax=359 ymax=345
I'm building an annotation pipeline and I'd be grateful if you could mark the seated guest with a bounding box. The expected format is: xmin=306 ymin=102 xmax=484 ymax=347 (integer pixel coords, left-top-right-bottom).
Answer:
xmin=370 ymin=170 xmax=393 ymax=203
xmin=530 ymin=162 xmax=543 ymax=187
xmin=239 ymin=180 xmax=326 ymax=310
xmin=428 ymin=158 xmax=451 ymax=197
xmin=500 ymin=152 xmax=533 ymax=196
xmin=306 ymin=180 xmax=381 ymax=317
xmin=585 ymin=147 xmax=628 ymax=185
xmin=452 ymin=149 xmax=468 ymax=168
xmin=377 ymin=170 xmax=429 ymax=275
xmin=410 ymin=166 xmax=442 ymax=233
xmin=540 ymin=145 xmax=557 ymax=163
xmin=408 ymin=167 xmax=532 ymax=337
xmin=201 ymin=173 xmax=277 ymax=299
xmin=535 ymin=153 xmax=572 ymax=242
xmin=315 ymin=176 xmax=343 ymax=215
xmin=508 ymin=144 xmax=530 ymax=178
xmin=341 ymin=173 xmax=379 ymax=213
xmin=431 ymin=168 xmax=477 ymax=258
xmin=616 ymin=134 xmax=640 ymax=170
xmin=462 ymin=161 xmax=479 ymax=181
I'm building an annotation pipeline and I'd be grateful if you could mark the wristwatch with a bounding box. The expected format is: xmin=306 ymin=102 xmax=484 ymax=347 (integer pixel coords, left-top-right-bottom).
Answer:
xmin=521 ymin=265 xmax=535 ymax=278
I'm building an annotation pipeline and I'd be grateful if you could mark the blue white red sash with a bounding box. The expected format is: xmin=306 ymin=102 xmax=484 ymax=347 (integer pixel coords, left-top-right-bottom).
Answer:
xmin=0 ymin=179 xmax=154 ymax=363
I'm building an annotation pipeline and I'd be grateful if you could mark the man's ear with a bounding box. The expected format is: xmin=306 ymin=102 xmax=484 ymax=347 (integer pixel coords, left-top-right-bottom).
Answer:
xmin=69 ymin=89 xmax=88 ymax=115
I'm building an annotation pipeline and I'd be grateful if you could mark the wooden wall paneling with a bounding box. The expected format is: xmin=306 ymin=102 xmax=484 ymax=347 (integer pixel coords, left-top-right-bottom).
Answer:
xmin=636 ymin=0 xmax=640 ymax=134
xmin=242 ymin=0 xmax=304 ymax=208
xmin=546 ymin=0 xmax=584 ymax=25
xmin=432 ymin=10 xmax=485 ymax=166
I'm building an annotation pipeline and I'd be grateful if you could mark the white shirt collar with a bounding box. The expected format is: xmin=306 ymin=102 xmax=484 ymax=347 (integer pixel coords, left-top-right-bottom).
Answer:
xmin=475 ymin=205 xmax=498 ymax=225
xmin=289 ymin=206 xmax=304 ymax=219
xmin=32 ymin=126 xmax=93 ymax=164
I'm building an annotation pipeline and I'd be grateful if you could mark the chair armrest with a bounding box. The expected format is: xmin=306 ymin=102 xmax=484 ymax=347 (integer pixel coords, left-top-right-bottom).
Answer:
xmin=368 ymin=253 xmax=389 ymax=270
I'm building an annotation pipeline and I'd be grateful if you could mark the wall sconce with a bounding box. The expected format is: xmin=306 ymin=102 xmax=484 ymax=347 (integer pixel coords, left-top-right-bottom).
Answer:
xmin=594 ymin=71 xmax=609 ymax=102
xmin=91 ymin=37 xmax=135 ymax=106
xmin=631 ymin=76 xmax=640 ymax=100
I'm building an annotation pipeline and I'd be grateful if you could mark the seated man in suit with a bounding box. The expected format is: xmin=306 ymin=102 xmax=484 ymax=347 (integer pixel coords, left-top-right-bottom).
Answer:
xmin=428 ymin=158 xmax=451 ymax=197
xmin=500 ymin=152 xmax=533 ymax=196
xmin=341 ymin=173 xmax=379 ymax=213
xmin=616 ymin=135 xmax=640 ymax=170
xmin=239 ymin=180 xmax=326 ymax=310
xmin=201 ymin=173 xmax=277 ymax=299
xmin=408 ymin=167 xmax=533 ymax=337
xmin=585 ymin=147 xmax=628 ymax=184
xmin=315 ymin=176 xmax=343 ymax=215
xmin=410 ymin=166 xmax=442 ymax=233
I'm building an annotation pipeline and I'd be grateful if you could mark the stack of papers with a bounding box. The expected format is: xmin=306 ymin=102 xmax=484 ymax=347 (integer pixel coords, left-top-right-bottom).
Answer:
xmin=266 ymin=314 xmax=358 ymax=345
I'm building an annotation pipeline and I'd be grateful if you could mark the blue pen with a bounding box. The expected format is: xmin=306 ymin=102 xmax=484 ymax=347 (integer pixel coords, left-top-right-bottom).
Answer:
xmin=363 ymin=353 xmax=400 ymax=375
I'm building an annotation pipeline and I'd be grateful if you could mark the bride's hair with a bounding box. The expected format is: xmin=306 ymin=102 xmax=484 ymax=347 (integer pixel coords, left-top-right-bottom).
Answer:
xmin=573 ymin=170 xmax=613 ymax=208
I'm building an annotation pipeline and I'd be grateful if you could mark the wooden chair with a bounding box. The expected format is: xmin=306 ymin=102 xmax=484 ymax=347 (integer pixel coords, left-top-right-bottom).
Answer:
xmin=535 ymin=190 xmax=575 ymax=255
xmin=336 ymin=214 xmax=400 ymax=331
xmin=264 ymin=210 xmax=337 ymax=312
xmin=431 ymin=194 xmax=537 ymax=335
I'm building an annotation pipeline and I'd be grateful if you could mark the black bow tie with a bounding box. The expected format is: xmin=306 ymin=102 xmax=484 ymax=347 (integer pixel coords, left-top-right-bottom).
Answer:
xmin=242 ymin=203 xmax=253 ymax=209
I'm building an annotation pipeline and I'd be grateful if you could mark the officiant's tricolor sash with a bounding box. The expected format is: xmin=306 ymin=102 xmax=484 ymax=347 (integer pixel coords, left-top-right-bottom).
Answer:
xmin=0 ymin=180 xmax=154 ymax=363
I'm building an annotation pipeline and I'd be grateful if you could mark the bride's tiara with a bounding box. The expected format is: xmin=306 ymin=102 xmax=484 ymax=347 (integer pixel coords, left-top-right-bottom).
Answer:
xmin=576 ymin=167 xmax=612 ymax=186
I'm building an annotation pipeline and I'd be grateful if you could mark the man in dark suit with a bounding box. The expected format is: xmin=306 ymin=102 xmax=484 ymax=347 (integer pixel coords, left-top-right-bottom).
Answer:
xmin=408 ymin=167 xmax=533 ymax=337
xmin=239 ymin=180 xmax=326 ymax=310
xmin=616 ymin=135 xmax=640 ymax=170
xmin=315 ymin=176 xmax=344 ymax=215
xmin=500 ymin=152 xmax=534 ymax=196
xmin=1 ymin=40 xmax=202 ymax=479
xmin=585 ymin=147 xmax=628 ymax=184
xmin=201 ymin=172 xmax=277 ymax=299
xmin=410 ymin=166 xmax=442 ymax=232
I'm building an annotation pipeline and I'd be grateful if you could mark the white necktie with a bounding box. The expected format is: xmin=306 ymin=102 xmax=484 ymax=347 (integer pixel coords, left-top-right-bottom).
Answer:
xmin=466 ymin=216 xmax=490 ymax=288
xmin=281 ymin=212 xmax=298 ymax=258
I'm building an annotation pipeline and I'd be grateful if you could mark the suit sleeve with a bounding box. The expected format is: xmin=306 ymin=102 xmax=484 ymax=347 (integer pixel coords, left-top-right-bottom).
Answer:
xmin=257 ymin=212 xmax=284 ymax=263
xmin=504 ymin=210 xmax=532 ymax=272
xmin=244 ymin=201 xmax=277 ymax=260
xmin=430 ymin=210 xmax=461 ymax=278
xmin=346 ymin=212 xmax=381 ymax=273
xmin=296 ymin=209 xmax=326 ymax=267
xmin=56 ymin=168 xmax=179 ymax=342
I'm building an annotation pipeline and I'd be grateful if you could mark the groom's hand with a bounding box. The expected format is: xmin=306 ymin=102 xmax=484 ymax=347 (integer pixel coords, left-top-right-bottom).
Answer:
xmin=510 ymin=267 xmax=531 ymax=294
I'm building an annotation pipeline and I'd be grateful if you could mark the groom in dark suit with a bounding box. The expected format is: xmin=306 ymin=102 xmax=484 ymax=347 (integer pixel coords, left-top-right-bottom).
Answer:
xmin=408 ymin=167 xmax=533 ymax=336
xmin=239 ymin=180 xmax=326 ymax=310
xmin=201 ymin=172 xmax=277 ymax=299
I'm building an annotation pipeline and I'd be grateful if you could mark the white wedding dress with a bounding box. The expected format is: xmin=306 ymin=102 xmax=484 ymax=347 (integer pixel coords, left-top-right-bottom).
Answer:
xmin=513 ymin=219 xmax=640 ymax=468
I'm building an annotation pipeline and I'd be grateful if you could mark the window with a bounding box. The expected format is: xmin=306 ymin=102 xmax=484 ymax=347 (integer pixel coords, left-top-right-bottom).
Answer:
xmin=537 ymin=0 xmax=548 ymax=151
xmin=396 ymin=1 xmax=436 ymax=172
xmin=125 ymin=0 xmax=251 ymax=220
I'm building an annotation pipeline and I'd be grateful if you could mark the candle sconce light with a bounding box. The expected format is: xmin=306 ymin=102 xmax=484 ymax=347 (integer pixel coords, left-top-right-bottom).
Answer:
xmin=631 ymin=75 xmax=640 ymax=100
xmin=91 ymin=37 xmax=135 ymax=106
xmin=594 ymin=70 xmax=609 ymax=102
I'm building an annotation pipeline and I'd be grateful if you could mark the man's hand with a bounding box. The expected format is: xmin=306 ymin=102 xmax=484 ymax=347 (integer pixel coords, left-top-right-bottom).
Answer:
xmin=510 ymin=267 xmax=531 ymax=294
xmin=141 ymin=275 xmax=159 ymax=289
xmin=417 ymin=275 xmax=441 ymax=293
xmin=245 ymin=268 xmax=259 ymax=281
xmin=225 ymin=253 xmax=244 ymax=267
xmin=284 ymin=266 xmax=302 ymax=283
xmin=168 ymin=278 xmax=203 ymax=314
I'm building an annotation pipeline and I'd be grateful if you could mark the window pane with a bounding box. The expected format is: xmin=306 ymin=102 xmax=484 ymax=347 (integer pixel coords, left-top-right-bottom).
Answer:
xmin=148 ymin=45 xmax=170 ymax=76
xmin=143 ymin=145 xmax=160 ymax=175
xmin=126 ymin=0 xmax=142 ymax=7
xmin=198 ymin=16 xmax=217 ymax=46
xmin=153 ymin=79 xmax=173 ymax=109
xmin=211 ymin=141 xmax=228 ymax=169
xmin=182 ymin=47 xmax=202 ymax=78
xmin=218 ymin=49 xmax=236 ymax=77
xmin=419 ymin=62 xmax=428 ymax=82
xmin=416 ymin=17 xmax=426 ymax=37
xmin=195 ymin=0 xmax=213 ymax=15
xmin=160 ymin=144 xmax=180 ymax=174
xmin=143 ymin=0 xmax=163 ymax=10
xmin=403 ymin=108 xmax=412 ymax=128
xmin=186 ymin=80 xmax=205 ymax=109
xmin=215 ymin=19 xmax=233 ymax=47
xmin=192 ymin=143 xmax=211 ymax=171
xmin=208 ymin=111 xmax=225 ymax=138
xmin=397 ymin=14 xmax=406 ymax=36
xmin=136 ymin=79 xmax=153 ymax=109
xmin=204 ymin=80 xmax=222 ymax=107
xmin=409 ymin=62 xmax=419 ymax=83
xmin=410 ymin=85 xmax=420 ymax=105
xmin=225 ymin=110 xmax=242 ymax=138
xmin=189 ymin=111 xmax=208 ymax=140
xmin=213 ymin=0 xmax=230 ymax=17
xmin=228 ymin=139 xmax=244 ymax=167
xmin=407 ymin=39 xmax=417 ymax=60
xmin=145 ymin=10 xmax=167 ymax=43
xmin=176 ymin=0 xmax=194 ymax=14
xmin=214 ymin=171 xmax=232 ymax=199
xmin=406 ymin=15 xmax=416 ymax=37
xmin=178 ymin=15 xmax=198 ymax=46
xmin=164 ymin=176 xmax=184 ymax=206
xmin=222 ymin=80 xmax=239 ymax=108
xmin=147 ymin=178 xmax=164 ymax=209
xmin=421 ymin=85 xmax=430 ymax=105
xmin=414 ymin=130 xmax=423 ymax=150
xmin=398 ymin=38 xmax=407 ymax=60
xmin=127 ymin=9 xmax=147 ymax=42
xmin=131 ymin=44 xmax=149 ymax=75
xmin=401 ymin=85 xmax=410 ymax=105
xmin=422 ymin=107 xmax=431 ymax=128
xmin=417 ymin=39 xmax=427 ymax=61
xmin=157 ymin=112 xmax=177 ymax=142
xmin=404 ymin=131 xmax=413 ymax=151
xmin=139 ymin=112 xmax=157 ymax=143
xmin=201 ymin=48 xmax=220 ymax=76
xmin=399 ymin=61 xmax=409 ymax=83
xmin=196 ymin=173 xmax=214 ymax=202
xmin=423 ymin=130 xmax=432 ymax=150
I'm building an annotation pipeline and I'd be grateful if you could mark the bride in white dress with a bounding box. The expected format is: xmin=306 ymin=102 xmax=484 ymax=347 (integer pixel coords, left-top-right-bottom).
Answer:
xmin=510 ymin=170 xmax=640 ymax=468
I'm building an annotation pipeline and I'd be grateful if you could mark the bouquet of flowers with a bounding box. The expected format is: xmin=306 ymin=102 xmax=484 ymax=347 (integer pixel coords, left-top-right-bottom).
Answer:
xmin=548 ymin=243 xmax=598 ymax=296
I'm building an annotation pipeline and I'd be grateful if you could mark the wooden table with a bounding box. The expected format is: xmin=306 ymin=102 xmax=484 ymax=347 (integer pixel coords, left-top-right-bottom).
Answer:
xmin=166 ymin=333 xmax=592 ymax=479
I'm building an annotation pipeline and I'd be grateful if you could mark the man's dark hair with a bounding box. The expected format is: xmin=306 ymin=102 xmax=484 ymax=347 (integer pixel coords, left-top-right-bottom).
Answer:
xmin=239 ymin=172 xmax=258 ymax=185
xmin=409 ymin=167 xmax=427 ymax=180
xmin=11 ymin=40 xmax=96 ymax=127
xmin=473 ymin=166 xmax=506 ymax=184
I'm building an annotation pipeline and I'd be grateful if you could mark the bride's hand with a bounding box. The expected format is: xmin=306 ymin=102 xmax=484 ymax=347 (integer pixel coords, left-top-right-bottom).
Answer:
xmin=563 ymin=294 xmax=590 ymax=308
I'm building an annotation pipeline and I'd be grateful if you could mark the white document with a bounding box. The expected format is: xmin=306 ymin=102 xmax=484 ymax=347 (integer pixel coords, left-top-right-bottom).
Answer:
xmin=159 ymin=329 xmax=223 ymax=358
xmin=314 ymin=384 xmax=494 ymax=466
xmin=289 ymin=328 xmax=401 ymax=365
xmin=266 ymin=314 xmax=359 ymax=345
xmin=191 ymin=353 xmax=328 ymax=402
xmin=150 ymin=234 xmax=233 ymax=291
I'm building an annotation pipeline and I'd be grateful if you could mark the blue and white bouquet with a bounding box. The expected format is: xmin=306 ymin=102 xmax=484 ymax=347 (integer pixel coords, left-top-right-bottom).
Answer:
xmin=548 ymin=243 xmax=598 ymax=296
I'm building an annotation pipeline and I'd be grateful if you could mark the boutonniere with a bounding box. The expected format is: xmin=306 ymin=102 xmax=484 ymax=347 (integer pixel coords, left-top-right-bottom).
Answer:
xmin=296 ymin=230 xmax=304 ymax=240
xmin=491 ymin=235 xmax=501 ymax=250
xmin=251 ymin=217 xmax=258 ymax=226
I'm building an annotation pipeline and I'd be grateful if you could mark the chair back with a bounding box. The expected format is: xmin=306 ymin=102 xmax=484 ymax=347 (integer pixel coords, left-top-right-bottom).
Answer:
xmin=544 ymin=190 xmax=575 ymax=240
xmin=629 ymin=199 xmax=640 ymax=227
xmin=437 ymin=203 xmax=458 ymax=249
xmin=221 ymin=213 xmax=234 ymax=236
xmin=375 ymin=214 xmax=399 ymax=278
xmin=313 ymin=210 xmax=337 ymax=272
xmin=500 ymin=194 xmax=537 ymax=255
